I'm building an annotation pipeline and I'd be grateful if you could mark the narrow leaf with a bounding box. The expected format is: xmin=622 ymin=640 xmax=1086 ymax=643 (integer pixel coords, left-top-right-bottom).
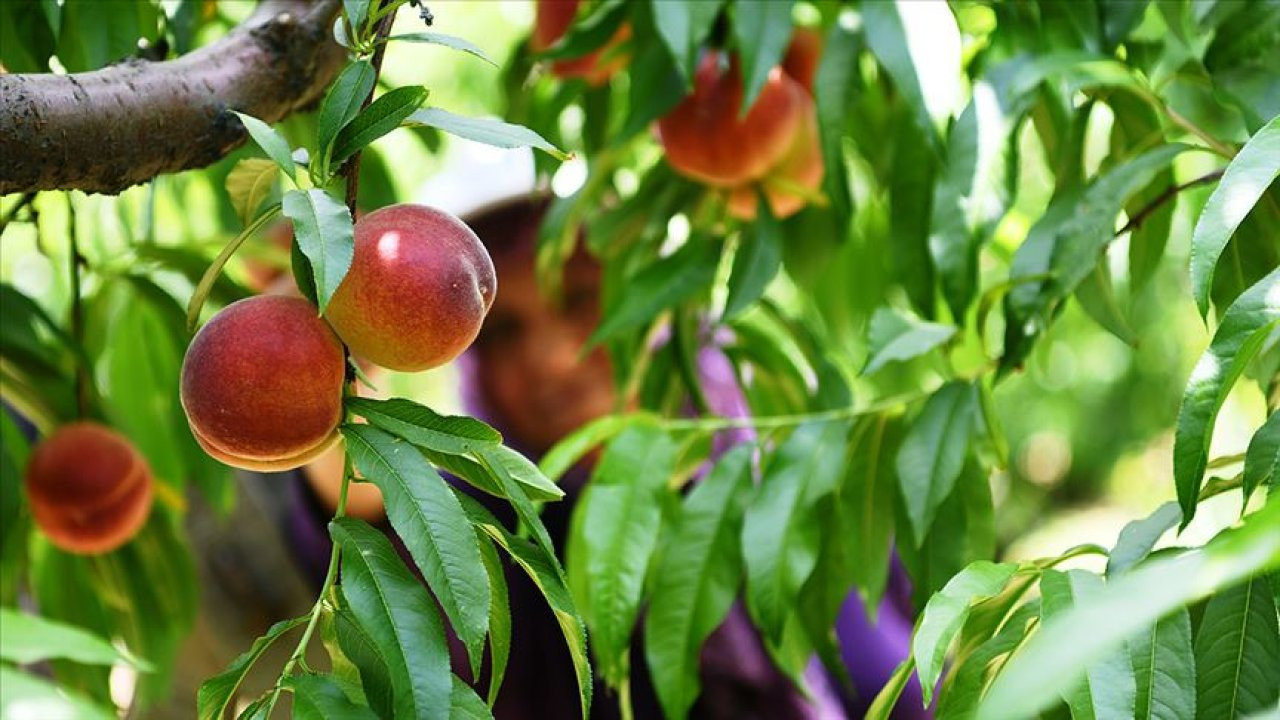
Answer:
xmin=287 ymin=674 xmax=379 ymax=720
xmin=742 ymin=422 xmax=849 ymax=642
xmin=224 ymin=158 xmax=278 ymax=226
xmin=281 ymin=188 xmax=354 ymax=313
xmin=0 ymin=666 xmax=116 ymax=720
xmin=1174 ymin=268 xmax=1280 ymax=525
xmin=342 ymin=425 xmax=491 ymax=675
xmin=723 ymin=198 xmax=783 ymax=319
xmin=842 ymin=416 xmax=903 ymax=611
xmin=1129 ymin=607 xmax=1195 ymax=720
xmin=231 ymin=111 xmax=295 ymax=179
xmin=197 ymin=616 xmax=306 ymax=720
xmin=897 ymin=381 xmax=978 ymax=545
xmin=332 ymin=86 xmax=430 ymax=164
xmin=863 ymin=0 xmax=962 ymax=146
xmin=476 ymin=532 xmax=510 ymax=706
xmin=346 ymin=397 xmax=502 ymax=454
xmin=650 ymin=0 xmax=723 ymax=80
xmin=1040 ymin=570 xmax=1137 ymax=720
xmin=913 ymin=560 xmax=1020 ymax=706
xmin=588 ymin=237 xmax=722 ymax=347
xmin=450 ymin=675 xmax=494 ymax=720
xmin=405 ymin=107 xmax=570 ymax=160
xmin=977 ymin=497 xmax=1280 ymax=720
xmin=539 ymin=413 xmax=650 ymax=484
xmin=730 ymin=0 xmax=794 ymax=114
xmin=644 ymin=445 xmax=753 ymax=720
xmin=1194 ymin=578 xmax=1280 ymax=718
xmin=0 ymin=608 xmax=151 ymax=670
xmin=330 ymin=517 xmax=451 ymax=720
xmin=1190 ymin=114 xmax=1280 ymax=317
xmin=567 ymin=424 xmax=679 ymax=687
xmin=1243 ymin=411 xmax=1280 ymax=501
xmin=864 ymin=306 xmax=957 ymax=374
xmin=1107 ymin=501 xmax=1181 ymax=577
xmin=387 ymin=32 xmax=497 ymax=66
xmin=317 ymin=60 xmax=377 ymax=164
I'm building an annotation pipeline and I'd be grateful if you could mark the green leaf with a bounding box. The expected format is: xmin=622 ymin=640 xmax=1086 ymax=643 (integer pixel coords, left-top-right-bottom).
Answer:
xmin=1106 ymin=501 xmax=1181 ymax=577
xmin=330 ymin=517 xmax=452 ymax=720
xmin=864 ymin=306 xmax=957 ymax=374
xmin=462 ymin=496 xmax=592 ymax=720
xmin=197 ymin=616 xmax=306 ymax=720
xmin=536 ymin=0 xmax=626 ymax=61
xmin=476 ymin=531 xmax=510 ymax=706
xmin=897 ymin=381 xmax=978 ymax=545
xmin=1174 ymin=268 xmax=1280 ymax=525
xmin=0 ymin=666 xmax=116 ymax=720
xmin=281 ymin=188 xmax=354 ymax=313
xmin=929 ymin=83 xmax=1014 ymax=318
xmin=842 ymin=416 xmax=904 ymax=612
xmin=730 ymin=0 xmax=794 ymax=114
xmin=1074 ymin=260 xmax=1138 ymax=346
xmin=1040 ymin=570 xmax=1137 ymax=720
xmin=479 ymin=444 xmax=566 ymax=502
xmin=224 ymin=158 xmax=279 ymax=227
xmin=332 ymin=86 xmax=429 ymax=164
xmin=1129 ymin=607 xmax=1195 ymax=720
xmin=977 ymin=496 xmax=1280 ymax=720
xmin=346 ymin=397 xmax=502 ymax=455
xmin=1244 ymin=412 xmax=1280 ymax=501
xmin=1106 ymin=90 xmax=1174 ymax=292
xmin=317 ymin=60 xmax=377 ymax=168
xmin=332 ymin=605 xmax=395 ymax=719
xmin=742 ymin=422 xmax=849 ymax=643
xmin=474 ymin=446 xmax=559 ymax=558
xmin=1003 ymin=144 xmax=1191 ymax=371
xmin=913 ymin=561 xmax=1020 ymax=706
xmin=342 ymin=425 xmax=491 ymax=675
xmin=55 ymin=0 xmax=157 ymax=73
xmin=287 ymin=674 xmax=379 ymax=720
xmin=405 ymin=108 xmax=570 ymax=160
xmin=814 ymin=23 xmax=857 ymax=228
xmin=1190 ymin=114 xmax=1280 ymax=318
xmin=619 ymin=4 xmax=687 ymax=140
xmin=723 ymin=198 xmax=783 ymax=319
xmin=867 ymin=658 xmax=916 ymax=720
xmin=387 ymin=32 xmax=498 ymax=67
xmin=343 ymin=0 xmax=370 ymax=31
xmin=567 ymin=424 xmax=678 ymax=687
xmin=588 ymin=237 xmax=722 ymax=347
xmin=938 ymin=602 xmax=1040 ymax=718
xmin=230 ymin=112 xmax=296 ymax=179
xmin=889 ymin=116 xmax=939 ymax=316
xmin=863 ymin=0 xmax=962 ymax=147
xmin=1194 ymin=578 xmax=1280 ymax=717
xmin=644 ymin=445 xmax=753 ymax=720
xmin=650 ymin=0 xmax=724 ymax=81
xmin=0 ymin=608 xmax=151 ymax=670
xmin=539 ymin=413 xmax=651 ymax=484
xmin=450 ymin=676 xmax=494 ymax=720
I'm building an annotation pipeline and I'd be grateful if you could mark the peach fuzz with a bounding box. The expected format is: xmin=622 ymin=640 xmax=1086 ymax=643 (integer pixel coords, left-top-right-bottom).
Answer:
xmin=180 ymin=295 xmax=346 ymax=472
xmin=324 ymin=204 xmax=497 ymax=373
xmin=24 ymin=422 xmax=154 ymax=554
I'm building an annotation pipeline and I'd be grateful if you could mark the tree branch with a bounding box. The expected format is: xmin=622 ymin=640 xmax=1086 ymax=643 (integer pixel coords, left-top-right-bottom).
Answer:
xmin=1114 ymin=170 xmax=1224 ymax=237
xmin=0 ymin=0 xmax=346 ymax=196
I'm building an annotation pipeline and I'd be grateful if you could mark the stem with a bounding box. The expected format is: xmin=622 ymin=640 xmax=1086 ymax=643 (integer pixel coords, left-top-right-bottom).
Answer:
xmin=0 ymin=191 xmax=37 ymax=236
xmin=67 ymin=195 xmax=88 ymax=419
xmin=1114 ymin=170 xmax=1224 ymax=237
xmin=660 ymin=389 xmax=930 ymax=433
xmin=1164 ymin=106 xmax=1236 ymax=159
xmin=342 ymin=6 xmax=397 ymax=213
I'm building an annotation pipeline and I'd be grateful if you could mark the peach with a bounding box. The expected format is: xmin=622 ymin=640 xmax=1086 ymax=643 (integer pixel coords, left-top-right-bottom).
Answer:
xmin=656 ymin=54 xmax=808 ymax=187
xmin=324 ymin=204 xmax=497 ymax=373
xmin=180 ymin=294 xmax=346 ymax=471
xmin=24 ymin=422 xmax=154 ymax=554
xmin=782 ymin=27 xmax=823 ymax=95
xmin=530 ymin=0 xmax=630 ymax=86
xmin=726 ymin=89 xmax=824 ymax=221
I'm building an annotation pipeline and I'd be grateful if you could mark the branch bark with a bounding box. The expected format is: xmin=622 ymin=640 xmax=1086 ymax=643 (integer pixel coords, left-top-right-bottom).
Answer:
xmin=0 ymin=0 xmax=345 ymax=196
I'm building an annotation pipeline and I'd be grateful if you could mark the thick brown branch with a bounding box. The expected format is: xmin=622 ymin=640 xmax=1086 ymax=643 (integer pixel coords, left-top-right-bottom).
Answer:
xmin=0 ymin=0 xmax=345 ymax=195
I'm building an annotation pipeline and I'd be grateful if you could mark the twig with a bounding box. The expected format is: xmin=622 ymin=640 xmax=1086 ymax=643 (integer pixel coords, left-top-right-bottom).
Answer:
xmin=1164 ymin=106 xmax=1236 ymax=159
xmin=67 ymin=195 xmax=89 ymax=419
xmin=0 ymin=191 xmax=37 ymax=236
xmin=342 ymin=8 xmax=397 ymax=213
xmin=1115 ymin=170 xmax=1224 ymax=237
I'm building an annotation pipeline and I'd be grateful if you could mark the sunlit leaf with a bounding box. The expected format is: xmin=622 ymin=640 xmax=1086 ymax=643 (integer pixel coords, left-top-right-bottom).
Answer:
xmin=1243 ymin=411 xmax=1280 ymax=501
xmin=405 ymin=108 xmax=570 ymax=160
xmin=863 ymin=306 xmax=956 ymax=374
xmin=1106 ymin=501 xmax=1181 ymax=577
xmin=331 ymin=85 xmax=429 ymax=165
xmin=897 ymin=381 xmax=978 ymax=545
xmin=1040 ymin=570 xmax=1137 ymax=719
xmin=1129 ymin=608 xmax=1195 ymax=720
xmin=1194 ymin=578 xmax=1280 ymax=717
xmin=0 ymin=608 xmax=151 ymax=670
xmin=0 ymin=666 xmax=116 ymax=720
xmin=230 ymin=112 xmax=296 ymax=180
xmin=224 ymin=158 xmax=278 ymax=227
xmin=281 ymin=188 xmax=354 ymax=313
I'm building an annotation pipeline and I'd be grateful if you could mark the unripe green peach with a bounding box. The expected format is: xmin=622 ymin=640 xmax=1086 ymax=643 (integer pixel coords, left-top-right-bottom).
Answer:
xmin=24 ymin=422 xmax=154 ymax=554
xmin=180 ymin=295 xmax=345 ymax=471
xmin=324 ymin=204 xmax=497 ymax=372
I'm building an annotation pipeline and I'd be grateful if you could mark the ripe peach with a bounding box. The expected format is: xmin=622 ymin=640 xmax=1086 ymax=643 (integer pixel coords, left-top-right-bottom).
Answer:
xmin=24 ymin=422 xmax=154 ymax=554
xmin=726 ymin=90 xmax=824 ymax=221
xmin=180 ymin=295 xmax=346 ymax=471
xmin=530 ymin=0 xmax=630 ymax=86
xmin=782 ymin=27 xmax=823 ymax=95
xmin=656 ymin=54 xmax=808 ymax=187
xmin=324 ymin=204 xmax=497 ymax=373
